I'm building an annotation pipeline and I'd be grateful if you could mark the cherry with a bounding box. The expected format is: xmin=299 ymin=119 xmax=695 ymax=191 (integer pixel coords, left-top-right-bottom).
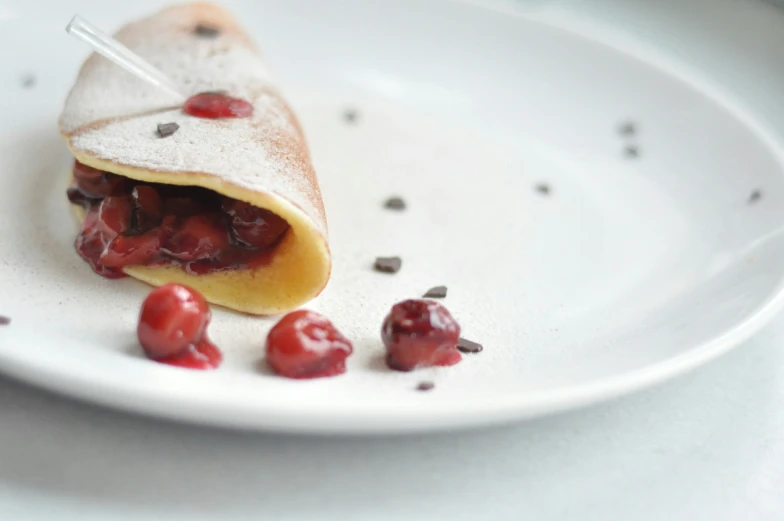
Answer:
xmin=130 ymin=185 xmax=163 ymax=233
xmin=381 ymin=299 xmax=462 ymax=371
xmin=96 ymin=196 xmax=133 ymax=239
xmin=99 ymin=228 xmax=164 ymax=267
xmin=68 ymin=160 xmax=292 ymax=279
xmin=75 ymin=218 xmax=124 ymax=278
xmin=161 ymin=214 xmax=229 ymax=261
xmin=157 ymin=336 xmax=223 ymax=370
xmin=266 ymin=310 xmax=353 ymax=379
xmin=222 ymin=198 xmax=290 ymax=248
xmin=183 ymin=92 xmax=253 ymax=119
xmin=74 ymin=208 xmax=124 ymax=278
xmin=137 ymin=284 xmax=211 ymax=359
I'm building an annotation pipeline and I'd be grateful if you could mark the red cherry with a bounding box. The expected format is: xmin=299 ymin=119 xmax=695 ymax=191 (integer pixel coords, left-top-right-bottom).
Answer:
xmin=75 ymin=209 xmax=125 ymax=279
xmin=157 ymin=336 xmax=223 ymax=370
xmin=183 ymin=92 xmax=253 ymax=119
xmin=96 ymin=196 xmax=133 ymax=239
xmin=266 ymin=310 xmax=353 ymax=379
xmin=381 ymin=300 xmax=462 ymax=371
xmin=137 ymin=284 xmax=211 ymax=359
xmin=99 ymin=228 xmax=164 ymax=267
xmin=222 ymin=198 xmax=289 ymax=248
xmin=130 ymin=185 xmax=163 ymax=233
xmin=161 ymin=214 xmax=229 ymax=261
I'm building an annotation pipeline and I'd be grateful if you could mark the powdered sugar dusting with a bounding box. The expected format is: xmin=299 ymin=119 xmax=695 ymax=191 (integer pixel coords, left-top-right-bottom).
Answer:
xmin=70 ymin=90 xmax=323 ymax=232
xmin=59 ymin=5 xmax=273 ymax=133
xmin=60 ymin=4 xmax=325 ymax=233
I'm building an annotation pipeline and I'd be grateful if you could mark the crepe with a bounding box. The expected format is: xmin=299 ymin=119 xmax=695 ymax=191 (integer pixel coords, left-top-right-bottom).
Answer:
xmin=58 ymin=3 xmax=330 ymax=315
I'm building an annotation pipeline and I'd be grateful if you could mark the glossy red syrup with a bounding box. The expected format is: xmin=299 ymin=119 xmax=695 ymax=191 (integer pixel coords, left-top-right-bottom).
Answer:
xmin=183 ymin=92 xmax=253 ymax=119
xmin=68 ymin=160 xmax=289 ymax=278
xmin=381 ymin=299 xmax=462 ymax=371
xmin=158 ymin=337 xmax=223 ymax=370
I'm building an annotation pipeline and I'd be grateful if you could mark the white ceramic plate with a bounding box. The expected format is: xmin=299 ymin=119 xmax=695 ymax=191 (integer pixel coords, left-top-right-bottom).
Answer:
xmin=2 ymin=0 xmax=784 ymax=434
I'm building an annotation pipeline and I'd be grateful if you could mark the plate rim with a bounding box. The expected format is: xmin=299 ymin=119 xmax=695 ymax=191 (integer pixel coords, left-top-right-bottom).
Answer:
xmin=2 ymin=0 xmax=784 ymax=434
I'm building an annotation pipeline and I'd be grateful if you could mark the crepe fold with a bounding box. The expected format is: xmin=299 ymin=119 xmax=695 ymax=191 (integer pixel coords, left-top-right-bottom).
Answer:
xmin=59 ymin=3 xmax=330 ymax=315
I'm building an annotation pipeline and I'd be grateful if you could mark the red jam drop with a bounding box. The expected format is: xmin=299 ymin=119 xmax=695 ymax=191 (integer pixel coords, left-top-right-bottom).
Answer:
xmin=68 ymin=160 xmax=290 ymax=278
xmin=266 ymin=310 xmax=353 ymax=379
xmin=137 ymin=284 xmax=222 ymax=369
xmin=158 ymin=337 xmax=223 ymax=370
xmin=381 ymin=299 xmax=462 ymax=371
xmin=183 ymin=92 xmax=253 ymax=119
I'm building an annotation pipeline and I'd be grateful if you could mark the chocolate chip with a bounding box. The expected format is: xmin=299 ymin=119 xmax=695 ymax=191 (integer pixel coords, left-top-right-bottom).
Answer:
xmin=374 ymin=256 xmax=402 ymax=273
xmin=21 ymin=74 xmax=35 ymax=89
xmin=156 ymin=122 xmax=180 ymax=138
xmin=343 ymin=108 xmax=359 ymax=124
xmin=203 ymin=89 xmax=227 ymax=94
xmin=0 ymin=316 xmax=10 ymax=326
xmin=423 ymin=285 xmax=447 ymax=298
xmin=535 ymin=183 xmax=550 ymax=195
xmin=384 ymin=196 xmax=406 ymax=210
xmin=194 ymin=24 xmax=220 ymax=38
xmin=748 ymin=189 xmax=762 ymax=205
xmin=416 ymin=381 xmax=435 ymax=391
xmin=457 ymin=337 xmax=483 ymax=354
xmin=618 ymin=121 xmax=636 ymax=136
xmin=624 ymin=145 xmax=640 ymax=159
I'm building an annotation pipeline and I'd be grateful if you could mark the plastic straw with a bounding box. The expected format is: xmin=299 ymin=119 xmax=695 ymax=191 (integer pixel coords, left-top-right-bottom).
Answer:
xmin=66 ymin=14 xmax=185 ymax=101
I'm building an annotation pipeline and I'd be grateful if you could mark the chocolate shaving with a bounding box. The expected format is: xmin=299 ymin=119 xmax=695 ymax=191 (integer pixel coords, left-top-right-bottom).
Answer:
xmin=624 ymin=145 xmax=640 ymax=159
xmin=457 ymin=337 xmax=483 ymax=354
xmin=343 ymin=108 xmax=359 ymax=124
xmin=748 ymin=190 xmax=762 ymax=205
xmin=535 ymin=183 xmax=550 ymax=195
xmin=416 ymin=381 xmax=435 ymax=392
xmin=156 ymin=122 xmax=180 ymax=138
xmin=194 ymin=24 xmax=220 ymax=38
xmin=423 ymin=285 xmax=447 ymax=298
xmin=0 ymin=316 xmax=10 ymax=326
xmin=618 ymin=121 xmax=636 ymax=136
xmin=384 ymin=196 xmax=406 ymax=210
xmin=374 ymin=256 xmax=402 ymax=273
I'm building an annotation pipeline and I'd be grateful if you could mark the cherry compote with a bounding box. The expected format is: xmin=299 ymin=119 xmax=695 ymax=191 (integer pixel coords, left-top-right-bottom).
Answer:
xmin=68 ymin=160 xmax=290 ymax=277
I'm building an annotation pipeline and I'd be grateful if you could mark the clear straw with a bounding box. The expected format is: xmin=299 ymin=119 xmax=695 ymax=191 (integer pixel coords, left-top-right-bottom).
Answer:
xmin=65 ymin=15 xmax=185 ymax=101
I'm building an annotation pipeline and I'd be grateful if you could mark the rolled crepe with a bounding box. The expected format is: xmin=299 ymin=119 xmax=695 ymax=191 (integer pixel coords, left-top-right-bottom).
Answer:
xmin=59 ymin=3 xmax=330 ymax=315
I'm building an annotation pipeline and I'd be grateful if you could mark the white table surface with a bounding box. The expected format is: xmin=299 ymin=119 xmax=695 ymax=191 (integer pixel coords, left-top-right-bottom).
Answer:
xmin=4 ymin=0 xmax=784 ymax=519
